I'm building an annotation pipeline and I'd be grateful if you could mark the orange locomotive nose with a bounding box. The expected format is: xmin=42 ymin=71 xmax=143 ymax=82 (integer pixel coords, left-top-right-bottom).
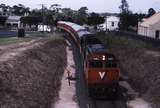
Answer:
xmin=87 ymin=68 xmax=120 ymax=85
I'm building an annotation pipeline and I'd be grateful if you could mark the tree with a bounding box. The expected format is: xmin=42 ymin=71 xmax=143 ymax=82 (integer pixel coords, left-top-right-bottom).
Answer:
xmin=45 ymin=13 xmax=56 ymax=32
xmin=119 ymin=0 xmax=131 ymax=30
xmin=61 ymin=8 xmax=73 ymax=17
xmin=87 ymin=12 xmax=105 ymax=29
xmin=50 ymin=4 xmax=61 ymax=13
xmin=12 ymin=4 xmax=30 ymax=16
xmin=73 ymin=7 xmax=88 ymax=25
xmin=0 ymin=16 xmax=7 ymax=26
xmin=20 ymin=16 xmax=42 ymax=29
xmin=78 ymin=7 xmax=88 ymax=14
xmin=119 ymin=0 xmax=146 ymax=31
xmin=119 ymin=0 xmax=129 ymax=13
xmin=30 ymin=9 xmax=42 ymax=17
xmin=0 ymin=4 xmax=10 ymax=15
xmin=147 ymin=8 xmax=156 ymax=17
xmin=0 ymin=4 xmax=6 ymax=12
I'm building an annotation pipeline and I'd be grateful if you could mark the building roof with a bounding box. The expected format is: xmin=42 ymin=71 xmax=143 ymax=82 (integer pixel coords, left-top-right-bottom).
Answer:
xmin=87 ymin=44 xmax=107 ymax=53
xmin=140 ymin=12 xmax=160 ymax=27
xmin=6 ymin=16 xmax=21 ymax=22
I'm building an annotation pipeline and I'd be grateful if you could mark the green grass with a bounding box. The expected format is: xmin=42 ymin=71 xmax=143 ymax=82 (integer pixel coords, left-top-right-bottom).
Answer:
xmin=0 ymin=32 xmax=63 ymax=46
xmin=96 ymin=33 xmax=157 ymax=50
xmin=0 ymin=37 xmax=34 ymax=45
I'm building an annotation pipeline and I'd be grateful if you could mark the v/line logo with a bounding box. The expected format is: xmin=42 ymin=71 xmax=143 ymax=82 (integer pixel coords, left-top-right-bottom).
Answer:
xmin=98 ymin=72 xmax=106 ymax=79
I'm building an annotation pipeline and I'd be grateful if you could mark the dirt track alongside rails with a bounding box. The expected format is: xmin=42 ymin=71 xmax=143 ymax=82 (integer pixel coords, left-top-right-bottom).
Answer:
xmin=0 ymin=38 xmax=67 ymax=108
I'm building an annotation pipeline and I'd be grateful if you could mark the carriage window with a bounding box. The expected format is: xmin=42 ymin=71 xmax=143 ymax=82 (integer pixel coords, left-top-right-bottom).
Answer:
xmin=89 ymin=60 xmax=103 ymax=68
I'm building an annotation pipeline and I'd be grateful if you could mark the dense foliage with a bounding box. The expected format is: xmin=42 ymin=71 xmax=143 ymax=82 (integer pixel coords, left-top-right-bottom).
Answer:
xmin=0 ymin=2 xmax=157 ymax=31
xmin=20 ymin=16 xmax=42 ymax=26
xmin=87 ymin=12 xmax=105 ymax=28
xmin=0 ymin=16 xmax=7 ymax=25
xmin=119 ymin=0 xmax=147 ymax=31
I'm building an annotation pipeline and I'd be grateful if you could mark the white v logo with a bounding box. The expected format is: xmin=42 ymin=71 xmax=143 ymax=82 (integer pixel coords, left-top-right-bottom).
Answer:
xmin=99 ymin=72 xmax=106 ymax=79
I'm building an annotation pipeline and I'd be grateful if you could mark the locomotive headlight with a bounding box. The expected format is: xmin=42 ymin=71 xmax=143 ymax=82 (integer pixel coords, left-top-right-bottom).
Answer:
xmin=102 ymin=55 xmax=105 ymax=60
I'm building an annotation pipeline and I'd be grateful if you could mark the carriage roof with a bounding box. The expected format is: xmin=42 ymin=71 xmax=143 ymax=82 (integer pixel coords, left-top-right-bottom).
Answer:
xmin=58 ymin=21 xmax=92 ymax=38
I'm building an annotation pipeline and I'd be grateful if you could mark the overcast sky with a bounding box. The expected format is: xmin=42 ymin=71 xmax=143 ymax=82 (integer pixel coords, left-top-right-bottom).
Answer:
xmin=0 ymin=0 xmax=160 ymax=13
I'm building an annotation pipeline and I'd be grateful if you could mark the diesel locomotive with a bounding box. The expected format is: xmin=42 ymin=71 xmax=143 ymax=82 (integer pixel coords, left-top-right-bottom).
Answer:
xmin=57 ymin=21 xmax=120 ymax=98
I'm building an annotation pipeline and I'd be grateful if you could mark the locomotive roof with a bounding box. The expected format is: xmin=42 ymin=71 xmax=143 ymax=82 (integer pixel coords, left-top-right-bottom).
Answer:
xmin=85 ymin=37 xmax=102 ymax=45
xmin=86 ymin=44 xmax=107 ymax=53
xmin=82 ymin=34 xmax=96 ymax=38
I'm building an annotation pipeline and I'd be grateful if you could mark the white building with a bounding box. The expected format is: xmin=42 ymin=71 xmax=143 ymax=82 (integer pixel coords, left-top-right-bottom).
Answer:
xmin=6 ymin=16 xmax=21 ymax=30
xmin=98 ymin=16 xmax=119 ymax=31
xmin=138 ymin=12 xmax=160 ymax=39
xmin=38 ymin=25 xmax=51 ymax=32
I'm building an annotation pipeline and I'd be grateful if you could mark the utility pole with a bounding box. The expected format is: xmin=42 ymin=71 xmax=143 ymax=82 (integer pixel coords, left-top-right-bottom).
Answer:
xmin=39 ymin=4 xmax=45 ymax=32
xmin=42 ymin=4 xmax=45 ymax=32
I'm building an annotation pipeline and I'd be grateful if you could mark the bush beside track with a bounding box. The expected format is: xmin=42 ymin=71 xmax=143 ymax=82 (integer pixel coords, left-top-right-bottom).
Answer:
xmin=97 ymin=33 xmax=160 ymax=108
xmin=0 ymin=39 xmax=67 ymax=108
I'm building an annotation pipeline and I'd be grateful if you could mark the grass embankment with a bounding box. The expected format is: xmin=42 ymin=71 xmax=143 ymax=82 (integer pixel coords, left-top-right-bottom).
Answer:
xmin=0 ymin=32 xmax=58 ymax=45
xmin=0 ymin=37 xmax=33 ymax=45
xmin=97 ymin=33 xmax=160 ymax=108
xmin=97 ymin=34 xmax=159 ymax=50
xmin=0 ymin=38 xmax=67 ymax=108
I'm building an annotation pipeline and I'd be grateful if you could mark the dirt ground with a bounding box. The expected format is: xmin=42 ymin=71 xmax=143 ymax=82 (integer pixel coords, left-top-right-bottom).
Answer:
xmin=99 ymin=35 xmax=160 ymax=108
xmin=0 ymin=38 xmax=67 ymax=108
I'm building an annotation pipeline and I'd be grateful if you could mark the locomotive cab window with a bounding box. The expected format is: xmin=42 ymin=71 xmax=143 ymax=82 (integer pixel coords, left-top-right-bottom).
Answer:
xmin=89 ymin=59 xmax=117 ymax=68
xmin=105 ymin=58 xmax=117 ymax=68
xmin=89 ymin=60 xmax=103 ymax=68
xmin=105 ymin=61 xmax=117 ymax=68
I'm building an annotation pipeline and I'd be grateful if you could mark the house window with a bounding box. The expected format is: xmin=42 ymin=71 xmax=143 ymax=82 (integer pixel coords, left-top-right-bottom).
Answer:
xmin=112 ymin=22 xmax=114 ymax=27
xmin=155 ymin=30 xmax=160 ymax=39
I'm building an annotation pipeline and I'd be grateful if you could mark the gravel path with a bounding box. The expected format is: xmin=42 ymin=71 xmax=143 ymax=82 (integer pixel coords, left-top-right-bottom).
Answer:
xmin=54 ymin=46 xmax=78 ymax=108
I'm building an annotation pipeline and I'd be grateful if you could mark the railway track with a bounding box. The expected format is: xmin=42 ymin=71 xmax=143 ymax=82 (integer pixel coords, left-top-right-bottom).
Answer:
xmin=89 ymin=99 xmax=127 ymax=108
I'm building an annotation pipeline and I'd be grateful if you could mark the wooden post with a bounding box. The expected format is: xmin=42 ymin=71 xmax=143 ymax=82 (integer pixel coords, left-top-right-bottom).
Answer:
xmin=67 ymin=69 xmax=71 ymax=86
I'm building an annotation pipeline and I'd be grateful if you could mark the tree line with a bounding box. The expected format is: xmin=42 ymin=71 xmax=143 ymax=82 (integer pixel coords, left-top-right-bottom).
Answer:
xmin=119 ymin=0 xmax=156 ymax=31
xmin=0 ymin=3 xmax=105 ymax=30
xmin=0 ymin=1 xmax=157 ymax=31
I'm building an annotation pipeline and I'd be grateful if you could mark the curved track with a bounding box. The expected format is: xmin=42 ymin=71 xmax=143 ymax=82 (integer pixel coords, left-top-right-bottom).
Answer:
xmin=62 ymin=33 xmax=128 ymax=108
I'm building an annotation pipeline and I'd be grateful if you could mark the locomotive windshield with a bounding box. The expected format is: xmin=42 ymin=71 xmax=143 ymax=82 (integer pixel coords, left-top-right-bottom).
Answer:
xmin=89 ymin=60 xmax=103 ymax=68
xmin=89 ymin=59 xmax=117 ymax=68
xmin=105 ymin=60 xmax=117 ymax=68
